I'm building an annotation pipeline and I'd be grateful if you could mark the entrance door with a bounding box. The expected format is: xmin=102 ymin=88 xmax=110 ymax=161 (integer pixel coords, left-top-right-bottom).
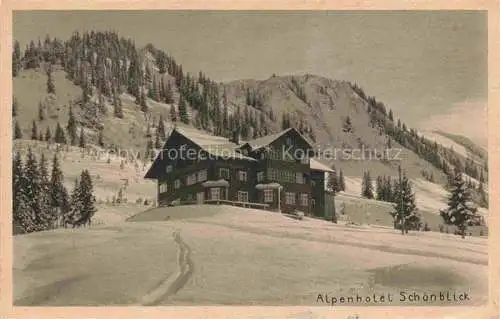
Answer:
xmin=196 ymin=192 xmax=205 ymax=204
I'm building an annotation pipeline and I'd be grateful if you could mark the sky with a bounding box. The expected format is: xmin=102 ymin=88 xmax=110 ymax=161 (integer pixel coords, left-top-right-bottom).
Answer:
xmin=13 ymin=10 xmax=487 ymax=142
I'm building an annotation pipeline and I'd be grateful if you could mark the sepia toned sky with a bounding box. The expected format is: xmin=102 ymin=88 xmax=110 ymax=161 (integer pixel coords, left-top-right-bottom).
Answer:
xmin=13 ymin=10 xmax=487 ymax=139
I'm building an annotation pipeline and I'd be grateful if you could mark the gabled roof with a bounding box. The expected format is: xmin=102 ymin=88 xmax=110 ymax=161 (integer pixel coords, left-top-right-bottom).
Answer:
xmin=310 ymin=158 xmax=335 ymax=173
xmin=174 ymin=127 xmax=231 ymax=146
xmin=145 ymin=126 xmax=324 ymax=179
xmin=242 ymin=127 xmax=315 ymax=152
xmin=145 ymin=126 xmax=257 ymax=178
xmin=174 ymin=127 xmax=257 ymax=161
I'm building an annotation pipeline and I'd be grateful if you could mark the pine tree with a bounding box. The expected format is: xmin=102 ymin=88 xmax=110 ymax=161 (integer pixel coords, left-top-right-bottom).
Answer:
xmin=127 ymin=51 xmax=140 ymax=98
xmin=37 ymin=102 xmax=45 ymax=121
xmin=376 ymin=176 xmax=384 ymax=200
xmin=479 ymin=169 xmax=485 ymax=183
xmin=361 ymin=171 xmax=374 ymax=199
xmin=54 ymin=122 xmax=66 ymax=144
xmin=149 ymin=75 xmax=160 ymax=101
xmin=50 ymin=153 xmax=69 ymax=227
xmin=145 ymin=138 xmax=154 ymax=161
xmin=12 ymin=152 xmax=33 ymax=233
xmin=43 ymin=126 xmax=51 ymax=142
xmin=140 ymin=90 xmax=148 ymax=113
xmin=327 ymin=167 xmax=338 ymax=193
xmin=31 ymin=120 xmax=38 ymax=140
xmin=69 ymin=177 xmax=81 ymax=226
xmin=165 ymin=81 xmax=174 ymax=104
xmin=170 ymin=105 xmax=178 ymax=123
xmin=154 ymin=133 xmax=162 ymax=149
xmin=79 ymin=127 xmax=86 ymax=148
xmin=157 ymin=114 xmax=166 ymax=139
xmin=338 ymin=169 xmax=346 ymax=191
xmin=478 ymin=180 xmax=488 ymax=208
xmin=75 ymin=170 xmax=97 ymax=227
xmin=81 ymin=82 xmax=90 ymax=104
xmin=14 ymin=121 xmax=23 ymax=139
xmin=388 ymin=109 xmax=394 ymax=121
xmin=12 ymin=40 xmax=21 ymax=77
xmin=384 ymin=176 xmax=393 ymax=202
xmin=97 ymin=92 xmax=107 ymax=115
xmin=47 ymin=66 xmax=56 ymax=94
xmin=246 ymin=88 xmax=252 ymax=105
xmin=178 ymin=96 xmax=189 ymax=124
xmin=39 ymin=153 xmax=54 ymax=228
xmin=113 ymin=89 xmax=124 ymax=119
xmin=391 ymin=166 xmax=420 ymax=234
xmin=440 ymin=170 xmax=478 ymax=238
xmin=24 ymin=148 xmax=44 ymax=231
xmin=67 ymin=106 xmax=77 ymax=145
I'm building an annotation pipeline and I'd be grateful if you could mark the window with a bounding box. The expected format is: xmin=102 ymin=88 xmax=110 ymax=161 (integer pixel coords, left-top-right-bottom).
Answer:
xmin=186 ymin=193 xmax=193 ymax=201
xmin=267 ymin=168 xmax=277 ymax=181
xmin=238 ymin=170 xmax=248 ymax=182
xmin=264 ymin=189 xmax=274 ymax=203
xmin=300 ymin=193 xmax=308 ymax=206
xmin=237 ymin=191 xmax=249 ymax=202
xmin=210 ymin=188 xmax=220 ymax=200
xmin=286 ymin=137 xmax=292 ymax=145
xmin=269 ymin=148 xmax=281 ymax=160
xmin=296 ymin=172 xmax=305 ymax=184
xmin=261 ymin=152 xmax=266 ymax=160
xmin=312 ymin=199 xmax=316 ymax=208
xmin=166 ymin=165 xmax=173 ymax=173
xmin=257 ymin=171 xmax=264 ymax=182
xmin=219 ymin=168 xmax=230 ymax=180
xmin=311 ymin=180 xmax=316 ymax=187
xmin=278 ymin=170 xmax=294 ymax=183
xmin=174 ymin=179 xmax=180 ymax=189
xmin=186 ymin=173 xmax=197 ymax=186
xmin=197 ymin=169 xmax=207 ymax=182
xmin=285 ymin=192 xmax=295 ymax=205
xmin=300 ymin=156 xmax=309 ymax=164
xmin=159 ymin=181 xmax=168 ymax=193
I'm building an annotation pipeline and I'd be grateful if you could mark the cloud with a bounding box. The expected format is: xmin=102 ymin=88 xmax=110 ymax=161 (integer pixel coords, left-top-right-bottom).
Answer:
xmin=418 ymin=99 xmax=487 ymax=148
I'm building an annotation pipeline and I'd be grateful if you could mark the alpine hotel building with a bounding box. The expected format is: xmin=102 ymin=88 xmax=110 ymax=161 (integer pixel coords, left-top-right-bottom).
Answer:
xmin=145 ymin=126 xmax=335 ymax=218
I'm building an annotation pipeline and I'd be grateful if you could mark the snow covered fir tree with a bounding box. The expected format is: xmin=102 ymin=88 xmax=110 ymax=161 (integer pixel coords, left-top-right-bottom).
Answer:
xmin=440 ymin=168 xmax=479 ymax=239
xmin=390 ymin=166 xmax=421 ymax=234
xmin=12 ymin=149 xmax=97 ymax=234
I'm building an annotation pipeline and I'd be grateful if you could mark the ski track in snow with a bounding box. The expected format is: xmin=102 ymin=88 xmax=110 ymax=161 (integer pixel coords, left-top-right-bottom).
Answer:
xmin=140 ymin=230 xmax=193 ymax=306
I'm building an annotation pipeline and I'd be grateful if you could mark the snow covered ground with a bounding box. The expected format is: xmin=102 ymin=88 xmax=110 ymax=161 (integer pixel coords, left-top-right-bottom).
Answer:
xmin=341 ymin=176 xmax=488 ymax=227
xmin=14 ymin=205 xmax=488 ymax=307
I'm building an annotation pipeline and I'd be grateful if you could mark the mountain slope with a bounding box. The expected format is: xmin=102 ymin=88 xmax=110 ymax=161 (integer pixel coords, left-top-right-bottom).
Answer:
xmin=432 ymin=130 xmax=487 ymax=161
xmin=221 ymin=74 xmax=449 ymax=182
